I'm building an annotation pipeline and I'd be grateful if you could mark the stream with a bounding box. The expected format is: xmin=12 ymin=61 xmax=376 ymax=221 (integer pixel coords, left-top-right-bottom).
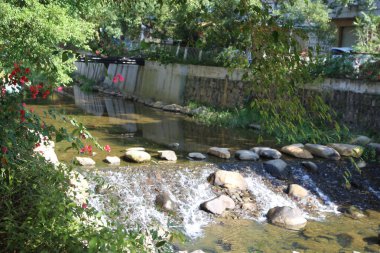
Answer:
xmin=30 ymin=86 xmax=380 ymax=253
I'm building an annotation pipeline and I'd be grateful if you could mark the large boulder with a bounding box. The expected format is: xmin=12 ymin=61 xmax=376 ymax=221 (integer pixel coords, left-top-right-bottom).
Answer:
xmin=304 ymin=144 xmax=340 ymax=160
xmin=155 ymin=192 xmax=176 ymax=211
xmin=158 ymin=150 xmax=177 ymax=161
xmin=125 ymin=150 xmax=151 ymax=162
xmin=267 ymin=206 xmax=307 ymax=230
xmin=327 ymin=143 xmax=363 ymax=158
xmin=188 ymin=152 xmax=206 ymax=160
xmin=105 ymin=156 xmax=121 ymax=165
xmin=75 ymin=157 xmax=96 ymax=166
xmin=251 ymin=147 xmax=282 ymax=159
xmin=235 ymin=150 xmax=259 ymax=161
xmin=200 ymin=195 xmax=235 ymax=215
xmin=288 ymin=184 xmax=308 ymax=198
xmin=263 ymin=159 xmax=289 ymax=179
xmin=281 ymin=144 xmax=313 ymax=159
xmin=208 ymin=170 xmax=247 ymax=191
xmin=208 ymin=147 xmax=230 ymax=159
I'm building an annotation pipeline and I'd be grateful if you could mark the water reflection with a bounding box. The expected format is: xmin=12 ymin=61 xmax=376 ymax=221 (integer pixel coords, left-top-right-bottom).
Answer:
xmin=71 ymin=87 xmax=264 ymax=152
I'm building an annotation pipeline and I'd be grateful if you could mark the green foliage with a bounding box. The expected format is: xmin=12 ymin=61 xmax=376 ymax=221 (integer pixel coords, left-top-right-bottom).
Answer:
xmin=354 ymin=12 xmax=380 ymax=54
xmin=0 ymin=65 xmax=170 ymax=252
xmin=0 ymin=0 xmax=94 ymax=85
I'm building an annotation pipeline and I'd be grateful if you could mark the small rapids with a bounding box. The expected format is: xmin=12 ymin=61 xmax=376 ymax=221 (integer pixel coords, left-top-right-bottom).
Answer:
xmin=86 ymin=163 xmax=338 ymax=239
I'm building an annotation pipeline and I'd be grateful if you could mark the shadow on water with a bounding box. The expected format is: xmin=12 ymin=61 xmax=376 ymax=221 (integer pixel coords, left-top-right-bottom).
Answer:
xmin=29 ymin=87 xmax=380 ymax=253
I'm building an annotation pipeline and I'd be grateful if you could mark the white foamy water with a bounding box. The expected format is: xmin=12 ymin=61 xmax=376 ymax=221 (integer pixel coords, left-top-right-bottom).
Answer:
xmin=87 ymin=165 xmax=338 ymax=238
xmin=87 ymin=167 xmax=216 ymax=238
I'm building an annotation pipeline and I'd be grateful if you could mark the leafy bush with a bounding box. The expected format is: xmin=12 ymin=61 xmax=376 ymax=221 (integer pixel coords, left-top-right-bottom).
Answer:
xmin=0 ymin=64 xmax=170 ymax=252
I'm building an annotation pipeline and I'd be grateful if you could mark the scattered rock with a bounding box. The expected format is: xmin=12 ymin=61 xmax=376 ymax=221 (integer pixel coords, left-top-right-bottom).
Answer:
xmin=190 ymin=106 xmax=207 ymax=115
xmin=263 ymin=159 xmax=289 ymax=179
xmin=267 ymin=206 xmax=307 ymax=230
xmin=126 ymin=147 xmax=145 ymax=152
xmin=351 ymin=135 xmax=372 ymax=146
xmin=200 ymin=195 xmax=235 ymax=215
xmin=356 ymin=160 xmax=366 ymax=168
xmin=167 ymin=143 xmax=180 ymax=149
xmin=235 ymin=150 xmax=259 ymax=161
xmin=158 ymin=150 xmax=177 ymax=161
xmin=281 ymin=144 xmax=313 ymax=159
xmin=301 ymin=161 xmax=318 ymax=173
xmin=242 ymin=202 xmax=256 ymax=211
xmin=125 ymin=150 xmax=151 ymax=162
xmin=342 ymin=206 xmax=366 ymax=220
xmin=75 ymin=157 xmax=96 ymax=166
xmin=180 ymin=106 xmax=192 ymax=115
xmin=190 ymin=250 xmax=206 ymax=253
xmin=105 ymin=156 xmax=121 ymax=165
xmin=304 ymin=144 xmax=340 ymax=160
xmin=288 ymin=184 xmax=308 ymax=198
xmin=188 ymin=152 xmax=206 ymax=160
xmin=327 ymin=143 xmax=363 ymax=158
xmin=249 ymin=123 xmax=261 ymax=130
xmin=208 ymin=147 xmax=230 ymax=159
xmin=251 ymin=147 xmax=282 ymax=159
xmin=208 ymin=170 xmax=247 ymax=191
xmin=163 ymin=104 xmax=182 ymax=112
xmin=155 ymin=192 xmax=176 ymax=211
xmin=151 ymin=101 xmax=165 ymax=109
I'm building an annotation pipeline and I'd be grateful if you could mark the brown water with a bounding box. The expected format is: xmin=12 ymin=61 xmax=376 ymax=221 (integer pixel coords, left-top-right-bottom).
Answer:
xmin=29 ymin=87 xmax=380 ymax=253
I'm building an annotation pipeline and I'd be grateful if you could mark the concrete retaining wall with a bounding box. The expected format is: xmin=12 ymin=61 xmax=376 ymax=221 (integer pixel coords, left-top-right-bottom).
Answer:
xmin=75 ymin=61 xmax=380 ymax=131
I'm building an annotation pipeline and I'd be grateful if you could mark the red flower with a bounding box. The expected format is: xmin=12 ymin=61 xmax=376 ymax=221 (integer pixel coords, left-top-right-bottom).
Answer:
xmin=1 ymin=146 xmax=8 ymax=154
xmin=82 ymin=203 xmax=88 ymax=209
xmin=112 ymin=76 xmax=118 ymax=83
xmin=42 ymin=90 xmax=50 ymax=99
xmin=20 ymin=76 xmax=28 ymax=85
xmin=25 ymin=68 xmax=30 ymax=74
xmin=22 ymin=102 xmax=26 ymax=107
xmin=57 ymin=86 xmax=63 ymax=92
xmin=20 ymin=109 xmax=26 ymax=123
xmin=86 ymin=145 xmax=92 ymax=154
xmin=80 ymin=147 xmax=86 ymax=153
xmin=104 ymin=144 xmax=111 ymax=152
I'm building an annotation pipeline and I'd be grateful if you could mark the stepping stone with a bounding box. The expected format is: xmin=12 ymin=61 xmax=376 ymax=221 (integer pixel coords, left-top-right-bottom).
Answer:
xmin=158 ymin=150 xmax=177 ymax=161
xmin=75 ymin=157 xmax=96 ymax=166
xmin=208 ymin=147 xmax=230 ymax=159
xmin=281 ymin=144 xmax=313 ymax=159
xmin=125 ymin=150 xmax=151 ymax=163
xmin=235 ymin=150 xmax=259 ymax=161
xmin=126 ymin=147 xmax=145 ymax=152
xmin=304 ymin=144 xmax=340 ymax=160
xmin=188 ymin=152 xmax=206 ymax=160
xmin=251 ymin=147 xmax=282 ymax=159
xmin=105 ymin=156 xmax=120 ymax=165
xmin=327 ymin=143 xmax=363 ymax=158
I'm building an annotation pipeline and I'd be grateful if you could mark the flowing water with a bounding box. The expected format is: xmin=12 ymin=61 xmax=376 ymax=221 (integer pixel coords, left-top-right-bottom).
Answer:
xmin=30 ymin=87 xmax=380 ymax=253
